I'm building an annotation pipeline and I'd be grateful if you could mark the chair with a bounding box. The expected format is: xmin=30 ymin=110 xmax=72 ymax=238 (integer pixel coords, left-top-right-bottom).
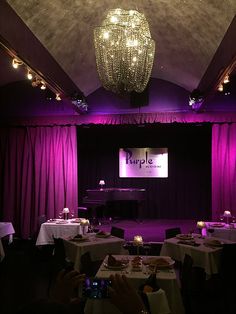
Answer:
xmin=110 ymin=226 xmax=125 ymax=239
xmin=78 ymin=206 xmax=89 ymax=218
xmin=180 ymin=254 xmax=215 ymax=314
xmin=165 ymin=227 xmax=181 ymax=239
xmin=80 ymin=251 xmax=101 ymax=277
xmin=149 ymin=242 xmax=163 ymax=256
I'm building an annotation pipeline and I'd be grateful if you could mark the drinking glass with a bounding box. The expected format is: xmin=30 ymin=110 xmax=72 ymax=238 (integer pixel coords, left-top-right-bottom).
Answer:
xmin=208 ymin=228 xmax=214 ymax=237
xmin=58 ymin=212 xmax=63 ymax=219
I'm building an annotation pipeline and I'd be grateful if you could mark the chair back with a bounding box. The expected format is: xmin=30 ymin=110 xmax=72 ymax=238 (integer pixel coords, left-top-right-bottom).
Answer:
xmin=220 ymin=243 xmax=236 ymax=286
xmin=110 ymin=226 xmax=125 ymax=239
xmin=53 ymin=237 xmax=67 ymax=270
xmin=165 ymin=227 xmax=181 ymax=239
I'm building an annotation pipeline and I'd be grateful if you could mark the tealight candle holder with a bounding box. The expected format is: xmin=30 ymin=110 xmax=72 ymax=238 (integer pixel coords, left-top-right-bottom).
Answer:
xmin=62 ymin=207 xmax=70 ymax=220
xmin=196 ymin=221 xmax=206 ymax=237
xmin=223 ymin=210 xmax=232 ymax=225
xmin=80 ymin=218 xmax=90 ymax=234
xmin=133 ymin=235 xmax=143 ymax=255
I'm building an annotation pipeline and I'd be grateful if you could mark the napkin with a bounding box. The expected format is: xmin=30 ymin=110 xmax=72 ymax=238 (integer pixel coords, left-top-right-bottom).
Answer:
xmin=146 ymin=289 xmax=170 ymax=314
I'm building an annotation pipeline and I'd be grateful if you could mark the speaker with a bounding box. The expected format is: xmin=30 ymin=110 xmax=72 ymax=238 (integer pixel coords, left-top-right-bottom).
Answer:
xmin=130 ymin=85 xmax=149 ymax=107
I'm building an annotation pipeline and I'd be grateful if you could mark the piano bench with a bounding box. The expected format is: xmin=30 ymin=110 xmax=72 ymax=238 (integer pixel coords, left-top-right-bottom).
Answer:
xmin=78 ymin=206 xmax=88 ymax=218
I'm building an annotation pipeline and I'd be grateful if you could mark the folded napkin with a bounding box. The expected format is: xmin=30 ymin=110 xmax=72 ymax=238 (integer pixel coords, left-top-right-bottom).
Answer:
xmin=146 ymin=289 xmax=170 ymax=314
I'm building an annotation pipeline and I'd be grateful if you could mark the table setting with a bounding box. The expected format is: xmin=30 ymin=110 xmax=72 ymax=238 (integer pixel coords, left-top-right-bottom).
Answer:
xmin=84 ymin=254 xmax=184 ymax=314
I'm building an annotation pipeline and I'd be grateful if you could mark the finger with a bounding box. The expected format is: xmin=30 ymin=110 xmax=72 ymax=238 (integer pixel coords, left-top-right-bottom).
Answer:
xmin=56 ymin=269 xmax=66 ymax=281
xmin=64 ymin=270 xmax=80 ymax=280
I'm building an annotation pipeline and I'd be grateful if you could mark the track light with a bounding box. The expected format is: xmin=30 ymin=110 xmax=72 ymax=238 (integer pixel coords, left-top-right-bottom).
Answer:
xmin=27 ymin=69 xmax=33 ymax=80
xmin=55 ymin=93 xmax=61 ymax=101
xmin=218 ymin=84 xmax=223 ymax=92
xmin=12 ymin=58 xmax=23 ymax=69
xmin=189 ymin=89 xmax=203 ymax=111
xmin=40 ymin=81 xmax=46 ymax=90
xmin=223 ymin=74 xmax=230 ymax=84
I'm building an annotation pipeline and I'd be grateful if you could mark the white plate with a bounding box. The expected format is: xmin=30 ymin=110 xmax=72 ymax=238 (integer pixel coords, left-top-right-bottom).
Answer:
xmin=143 ymin=257 xmax=175 ymax=269
xmin=103 ymin=262 xmax=128 ymax=270
xmin=209 ymin=223 xmax=225 ymax=228
xmin=204 ymin=240 xmax=223 ymax=247
xmin=176 ymin=234 xmax=193 ymax=240
xmin=72 ymin=237 xmax=89 ymax=242
xmin=96 ymin=233 xmax=111 ymax=238
xmin=56 ymin=220 xmax=68 ymax=224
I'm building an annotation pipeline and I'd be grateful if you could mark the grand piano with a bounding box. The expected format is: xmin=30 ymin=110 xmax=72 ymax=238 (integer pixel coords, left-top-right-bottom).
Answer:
xmin=83 ymin=188 xmax=146 ymax=221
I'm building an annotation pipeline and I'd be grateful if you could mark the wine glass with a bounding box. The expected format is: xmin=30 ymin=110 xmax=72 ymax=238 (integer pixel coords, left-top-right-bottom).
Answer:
xmin=58 ymin=212 xmax=63 ymax=219
xmin=70 ymin=211 xmax=75 ymax=219
xmin=207 ymin=228 xmax=214 ymax=237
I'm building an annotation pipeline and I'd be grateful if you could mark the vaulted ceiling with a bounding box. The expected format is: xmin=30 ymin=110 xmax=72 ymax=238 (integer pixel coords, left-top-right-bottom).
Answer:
xmin=0 ymin=1 xmax=236 ymax=103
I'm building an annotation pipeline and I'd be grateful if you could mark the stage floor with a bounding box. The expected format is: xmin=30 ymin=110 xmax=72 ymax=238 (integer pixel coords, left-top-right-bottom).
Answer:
xmin=97 ymin=219 xmax=197 ymax=242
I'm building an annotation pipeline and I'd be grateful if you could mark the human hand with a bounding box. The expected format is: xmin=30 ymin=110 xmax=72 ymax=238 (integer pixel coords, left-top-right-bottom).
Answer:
xmin=51 ymin=269 xmax=85 ymax=304
xmin=109 ymin=274 xmax=147 ymax=314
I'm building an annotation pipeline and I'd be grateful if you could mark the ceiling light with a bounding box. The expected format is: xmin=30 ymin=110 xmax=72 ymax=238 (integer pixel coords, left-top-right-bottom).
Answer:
xmin=94 ymin=8 xmax=155 ymax=94
xmin=12 ymin=58 xmax=23 ymax=69
xmin=27 ymin=69 xmax=33 ymax=80
xmin=40 ymin=81 xmax=46 ymax=90
xmin=223 ymin=74 xmax=230 ymax=84
xmin=217 ymin=84 xmax=223 ymax=92
xmin=55 ymin=93 xmax=61 ymax=101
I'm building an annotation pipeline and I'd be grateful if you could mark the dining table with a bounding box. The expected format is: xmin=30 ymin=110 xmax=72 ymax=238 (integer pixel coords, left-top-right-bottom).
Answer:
xmin=36 ymin=219 xmax=88 ymax=246
xmin=203 ymin=221 xmax=236 ymax=241
xmin=84 ymin=254 xmax=185 ymax=314
xmin=0 ymin=222 xmax=15 ymax=261
xmin=160 ymin=234 xmax=234 ymax=275
xmin=63 ymin=233 xmax=126 ymax=271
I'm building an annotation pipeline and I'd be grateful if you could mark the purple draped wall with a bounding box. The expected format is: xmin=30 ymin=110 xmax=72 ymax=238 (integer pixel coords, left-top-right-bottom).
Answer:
xmin=0 ymin=126 xmax=78 ymax=238
xmin=212 ymin=123 xmax=236 ymax=220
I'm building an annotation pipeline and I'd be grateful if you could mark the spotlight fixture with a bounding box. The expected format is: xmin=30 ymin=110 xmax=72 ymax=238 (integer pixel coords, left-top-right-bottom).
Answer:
xmin=189 ymin=89 xmax=204 ymax=111
xmin=71 ymin=92 xmax=88 ymax=114
xmin=223 ymin=74 xmax=230 ymax=84
xmin=55 ymin=93 xmax=61 ymax=101
xmin=40 ymin=81 xmax=46 ymax=90
xmin=12 ymin=58 xmax=23 ymax=69
xmin=27 ymin=69 xmax=33 ymax=80
xmin=217 ymin=84 xmax=224 ymax=92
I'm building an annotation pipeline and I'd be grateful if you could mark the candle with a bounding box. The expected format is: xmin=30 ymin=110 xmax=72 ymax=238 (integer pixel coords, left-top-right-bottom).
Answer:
xmin=133 ymin=235 xmax=143 ymax=245
xmin=80 ymin=218 xmax=90 ymax=226
xmin=197 ymin=221 xmax=206 ymax=229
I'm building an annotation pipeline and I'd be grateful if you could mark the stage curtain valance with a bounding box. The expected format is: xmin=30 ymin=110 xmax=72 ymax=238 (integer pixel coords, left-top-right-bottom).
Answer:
xmin=1 ymin=111 xmax=236 ymax=126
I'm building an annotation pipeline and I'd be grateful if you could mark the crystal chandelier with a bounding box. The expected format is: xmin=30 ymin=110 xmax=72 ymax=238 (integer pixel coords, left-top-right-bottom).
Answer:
xmin=94 ymin=8 xmax=155 ymax=94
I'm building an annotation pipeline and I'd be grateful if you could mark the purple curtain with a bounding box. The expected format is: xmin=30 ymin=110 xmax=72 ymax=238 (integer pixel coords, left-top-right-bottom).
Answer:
xmin=212 ymin=123 xmax=236 ymax=220
xmin=0 ymin=126 xmax=78 ymax=238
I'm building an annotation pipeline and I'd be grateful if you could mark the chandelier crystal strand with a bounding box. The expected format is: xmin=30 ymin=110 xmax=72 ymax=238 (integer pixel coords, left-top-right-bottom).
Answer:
xmin=94 ymin=8 xmax=155 ymax=94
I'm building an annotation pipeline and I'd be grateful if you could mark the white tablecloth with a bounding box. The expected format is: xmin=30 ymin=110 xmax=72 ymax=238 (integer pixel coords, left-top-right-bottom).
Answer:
xmin=84 ymin=255 xmax=185 ymax=314
xmin=160 ymin=235 xmax=233 ymax=275
xmin=204 ymin=222 xmax=236 ymax=241
xmin=0 ymin=222 xmax=15 ymax=261
xmin=64 ymin=234 xmax=126 ymax=270
xmin=36 ymin=220 xmax=86 ymax=245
